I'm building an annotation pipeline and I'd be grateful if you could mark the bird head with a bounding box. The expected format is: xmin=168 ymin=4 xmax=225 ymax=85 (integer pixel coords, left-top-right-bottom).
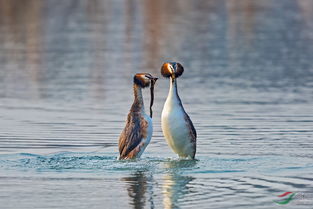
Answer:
xmin=161 ymin=62 xmax=184 ymax=79
xmin=133 ymin=73 xmax=158 ymax=88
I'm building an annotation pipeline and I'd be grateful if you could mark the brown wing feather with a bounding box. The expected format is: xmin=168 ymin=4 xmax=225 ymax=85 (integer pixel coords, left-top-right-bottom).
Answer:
xmin=184 ymin=113 xmax=197 ymax=158
xmin=118 ymin=112 xmax=147 ymax=159
xmin=184 ymin=112 xmax=197 ymax=140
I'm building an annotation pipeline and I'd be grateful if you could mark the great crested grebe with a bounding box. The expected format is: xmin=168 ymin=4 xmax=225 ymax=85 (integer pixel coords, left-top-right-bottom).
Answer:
xmin=161 ymin=62 xmax=197 ymax=159
xmin=118 ymin=73 xmax=158 ymax=160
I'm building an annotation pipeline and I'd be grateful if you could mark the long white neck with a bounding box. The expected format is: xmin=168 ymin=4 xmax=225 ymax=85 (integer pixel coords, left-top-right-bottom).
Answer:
xmin=166 ymin=78 xmax=182 ymax=107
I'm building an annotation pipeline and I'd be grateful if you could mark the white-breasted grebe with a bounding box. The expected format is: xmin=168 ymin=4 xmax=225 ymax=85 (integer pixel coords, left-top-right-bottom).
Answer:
xmin=161 ymin=62 xmax=197 ymax=159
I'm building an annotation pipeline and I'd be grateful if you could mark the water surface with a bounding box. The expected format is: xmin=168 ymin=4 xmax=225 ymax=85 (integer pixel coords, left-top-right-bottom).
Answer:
xmin=0 ymin=0 xmax=313 ymax=208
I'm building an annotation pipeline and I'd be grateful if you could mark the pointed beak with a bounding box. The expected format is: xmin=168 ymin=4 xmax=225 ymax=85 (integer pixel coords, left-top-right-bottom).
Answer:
xmin=169 ymin=66 xmax=174 ymax=74
xmin=169 ymin=65 xmax=176 ymax=79
xmin=148 ymin=76 xmax=158 ymax=82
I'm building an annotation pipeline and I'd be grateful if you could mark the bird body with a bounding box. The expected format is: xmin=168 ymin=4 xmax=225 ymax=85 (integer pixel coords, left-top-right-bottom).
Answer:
xmin=161 ymin=62 xmax=196 ymax=159
xmin=118 ymin=73 xmax=157 ymax=160
xmin=131 ymin=112 xmax=152 ymax=158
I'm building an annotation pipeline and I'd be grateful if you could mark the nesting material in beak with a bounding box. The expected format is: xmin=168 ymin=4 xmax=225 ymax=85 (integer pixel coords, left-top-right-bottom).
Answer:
xmin=150 ymin=77 xmax=158 ymax=118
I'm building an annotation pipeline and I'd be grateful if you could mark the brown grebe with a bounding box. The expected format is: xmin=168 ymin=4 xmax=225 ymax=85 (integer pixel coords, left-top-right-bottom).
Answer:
xmin=118 ymin=73 xmax=158 ymax=160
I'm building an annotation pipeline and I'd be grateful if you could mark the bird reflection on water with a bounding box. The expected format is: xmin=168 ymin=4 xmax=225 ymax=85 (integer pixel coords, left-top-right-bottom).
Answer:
xmin=121 ymin=171 xmax=154 ymax=209
xmin=121 ymin=160 xmax=197 ymax=209
xmin=162 ymin=160 xmax=197 ymax=209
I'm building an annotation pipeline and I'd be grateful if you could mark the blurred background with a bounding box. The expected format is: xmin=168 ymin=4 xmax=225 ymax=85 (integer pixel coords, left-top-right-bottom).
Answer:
xmin=0 ymin=0 xmax=313 ymax=209
xmin=0 ymin=0 xmax=312 ymax=101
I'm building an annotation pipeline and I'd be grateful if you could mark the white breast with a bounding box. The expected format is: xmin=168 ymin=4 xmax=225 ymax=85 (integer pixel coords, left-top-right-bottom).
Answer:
xmin=136 ymin=113 xmax=153 ymax=158
xmin=161 ymin=85 xmax=194 ymax=158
